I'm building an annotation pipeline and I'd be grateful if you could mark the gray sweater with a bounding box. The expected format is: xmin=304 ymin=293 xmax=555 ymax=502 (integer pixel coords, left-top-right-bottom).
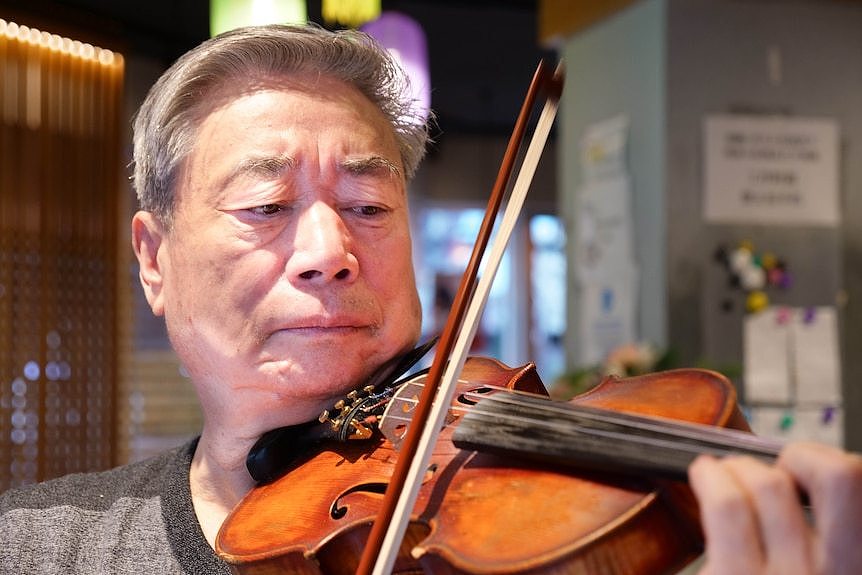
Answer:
xmin=0 ymin=439 xmax=230 ymax=574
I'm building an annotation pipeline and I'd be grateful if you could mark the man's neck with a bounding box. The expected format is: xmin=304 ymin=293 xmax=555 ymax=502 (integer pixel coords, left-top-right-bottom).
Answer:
xmin=186 ymin=389 xmax=353 ymax=549
xmin=189 ymin=428 xmax=258 ymax=549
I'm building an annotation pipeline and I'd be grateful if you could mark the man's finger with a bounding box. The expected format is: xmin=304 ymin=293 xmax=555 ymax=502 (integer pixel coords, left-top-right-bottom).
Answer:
xmin=688 ymin=455 xmax=764 ymax=574
xmin=778 ymin=442 xmax=862 ymax=575
xmin=721 ymin=456 xmax=812 ymax=574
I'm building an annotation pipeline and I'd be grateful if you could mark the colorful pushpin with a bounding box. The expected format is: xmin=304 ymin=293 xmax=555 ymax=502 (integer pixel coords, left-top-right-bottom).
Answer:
xmin=729 ymin=247 xmax=752 ymax=273
xmin=741 ymin=265 xmax=766 ymax=290
xmin=767 ymin=267 xmax=784 ymax=287
xmin=746 ymin=290 xmax=769 ymax=313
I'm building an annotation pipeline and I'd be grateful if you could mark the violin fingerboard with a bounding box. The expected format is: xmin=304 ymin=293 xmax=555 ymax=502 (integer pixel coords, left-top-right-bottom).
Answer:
xmin=452 ymin=394 xmax=778 ymax=481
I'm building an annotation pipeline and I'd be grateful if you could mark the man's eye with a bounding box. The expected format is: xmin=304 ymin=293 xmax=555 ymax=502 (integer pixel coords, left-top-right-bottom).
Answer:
xmin=250 ymin=204 xmax=283 ymax=216
xmin=353 ymin=205 xmax=384 ymax=217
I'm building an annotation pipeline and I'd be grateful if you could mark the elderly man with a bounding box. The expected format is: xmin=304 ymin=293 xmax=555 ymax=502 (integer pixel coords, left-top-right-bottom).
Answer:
xmin=0 ymin=23 xmax=860 ymax=575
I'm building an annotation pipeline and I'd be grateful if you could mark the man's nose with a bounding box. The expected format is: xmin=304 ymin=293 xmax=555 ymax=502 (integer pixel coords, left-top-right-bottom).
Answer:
xmin=287 ymin=202 xmax=359 ymax=284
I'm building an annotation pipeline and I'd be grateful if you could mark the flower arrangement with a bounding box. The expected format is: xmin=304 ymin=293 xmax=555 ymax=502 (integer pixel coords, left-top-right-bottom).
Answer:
xmin=550 ymin=342 xmax=674 ymax=400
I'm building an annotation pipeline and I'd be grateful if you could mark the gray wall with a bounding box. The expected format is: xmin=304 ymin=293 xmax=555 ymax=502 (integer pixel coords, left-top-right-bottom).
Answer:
xmin=666 ymin=0 xmax=862 ymax=449
xmin=559 ymin=0 xmax=668 ymax=363
xmin=558 ymin=0 xmax=862 ymax=449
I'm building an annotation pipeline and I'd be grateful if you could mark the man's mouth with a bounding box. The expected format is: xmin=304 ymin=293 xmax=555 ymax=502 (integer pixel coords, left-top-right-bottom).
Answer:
xmin=279 ymin=325 xmax=362 ymax=335
xmin=271 ymin=314 xmax=374 ymax=337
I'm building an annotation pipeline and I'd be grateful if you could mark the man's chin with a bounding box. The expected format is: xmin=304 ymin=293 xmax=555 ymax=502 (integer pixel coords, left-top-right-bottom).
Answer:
xmin=265 ymin=329 xmax=400 ymax=365
xmin=256 ymin=354 xmax=381 ymax=399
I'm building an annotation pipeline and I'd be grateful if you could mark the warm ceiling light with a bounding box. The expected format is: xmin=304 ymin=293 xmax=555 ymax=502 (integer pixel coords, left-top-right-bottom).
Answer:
xmin=210 ymin=0 xmax=307 ymax=36
xmin=322 ymin=0 xmax=381 ymax=28
xmin=0 ymin=18 xmax=121 ymax=65
xmin=361 ymin=12 xmax=430 ymax=122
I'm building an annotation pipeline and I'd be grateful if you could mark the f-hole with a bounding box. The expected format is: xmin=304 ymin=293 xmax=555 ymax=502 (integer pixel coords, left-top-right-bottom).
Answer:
xmin=329 ymin=463 xmax=441 ymax=519
xmin=330 ymin=482 xmax=389 ymax=519
xmin=457 ymin=386 xmax=494 ymax=406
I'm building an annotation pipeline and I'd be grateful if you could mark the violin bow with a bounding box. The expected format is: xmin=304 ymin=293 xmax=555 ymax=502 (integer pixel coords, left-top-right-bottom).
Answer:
xmin=356 ymin=60 xmax=564 ymax=575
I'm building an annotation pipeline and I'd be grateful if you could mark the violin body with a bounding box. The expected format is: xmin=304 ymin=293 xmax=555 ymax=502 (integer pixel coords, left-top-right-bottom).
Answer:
xmin=216 ymin=359 xmax=749 ymax=574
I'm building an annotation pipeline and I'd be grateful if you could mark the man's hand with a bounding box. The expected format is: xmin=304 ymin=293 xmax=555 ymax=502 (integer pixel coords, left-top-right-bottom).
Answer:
xmin=689 ymin=442 xmax=862 ymax=575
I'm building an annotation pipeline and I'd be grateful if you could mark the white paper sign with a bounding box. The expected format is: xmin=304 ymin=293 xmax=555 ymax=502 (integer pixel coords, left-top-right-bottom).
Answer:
xmin=576 ymin=175 xmax=634 ymax=278
xmin=794 ymin=307 xmax=842 ymax=404
xmin=743 ymin=307 xmax=793 ymax=404
xmin=580 ymin=115 xmax=628 ymax=182
xmin=743 ymin=306 xmax=843 ymax=406
xmin=578 ymin=266 xmax=638 ymax=365
xmin=703 ymin=115 xmax=839 ymax=226
xmin=747 ymin=406 xmax=843 ymax=447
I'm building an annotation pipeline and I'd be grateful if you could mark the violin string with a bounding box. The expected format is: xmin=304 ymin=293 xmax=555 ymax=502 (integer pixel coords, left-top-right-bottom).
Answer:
xmin=467 ymin=391 xmax=783 ymax=455
xmin=402 ymin=380 xmax=782 ymax=452
xmin=467 ymin=393 xmax=782 ymax=458
xmin=385 ymin=401 xmax=776 ymax=467
xmin=458 ymin=408 xmax=766 ymax=460
xmin=385 ymin=406 xmax=754 ymax=458
xmin=382 ymin=383 xmax=782 ymax=459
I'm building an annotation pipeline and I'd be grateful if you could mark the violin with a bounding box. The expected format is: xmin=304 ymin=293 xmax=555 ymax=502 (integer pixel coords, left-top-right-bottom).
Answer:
xmin=216 ymin=354 xmax=775 ymax=574
xmin=215 ymin=61 xmax=779 ymax=574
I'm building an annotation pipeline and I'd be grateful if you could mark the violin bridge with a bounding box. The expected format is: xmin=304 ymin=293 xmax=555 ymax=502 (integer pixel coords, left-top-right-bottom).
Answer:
xmin=379 ymin=378 xmax=454 ymax=450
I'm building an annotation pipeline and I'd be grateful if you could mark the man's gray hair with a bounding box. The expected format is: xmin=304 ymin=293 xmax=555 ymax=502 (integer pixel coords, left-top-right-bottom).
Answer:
xmin=132 ymin=24 xmax=429 ymax=226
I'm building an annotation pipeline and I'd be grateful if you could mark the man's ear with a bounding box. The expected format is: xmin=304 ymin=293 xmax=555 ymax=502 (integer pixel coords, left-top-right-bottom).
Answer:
xmin=131 ymin=211 xmax=167 ymax=316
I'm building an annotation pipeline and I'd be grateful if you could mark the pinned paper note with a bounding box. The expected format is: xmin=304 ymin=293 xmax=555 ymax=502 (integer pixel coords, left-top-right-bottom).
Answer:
xmin=746 ymin=405 xmax=843 ymax=447
xmin=578 ymin=267 xmax=639 ymax=365
xmin=743 ymin=305 xmax=843 ymax=406
xmin=576 ymin=175 xmax=635 ymax=279
xmin=743 ymin=307 xmax=793 ymax=403
xmin=793 ymin=307 xmax=842 ymax=404
xmin=574 ymin=116 xmax=639 ymax=365
xmin=703 ymin=115 xmax=840 ymax=227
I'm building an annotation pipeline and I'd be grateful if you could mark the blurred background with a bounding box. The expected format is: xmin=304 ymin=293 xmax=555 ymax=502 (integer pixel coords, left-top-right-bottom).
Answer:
xmin=1 ymin=0 xmax=861 ymax=489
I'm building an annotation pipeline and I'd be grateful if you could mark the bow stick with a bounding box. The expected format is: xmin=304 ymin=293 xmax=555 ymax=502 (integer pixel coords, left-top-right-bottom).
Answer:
xmin=356 ymin=60 xmax=564 ymax=575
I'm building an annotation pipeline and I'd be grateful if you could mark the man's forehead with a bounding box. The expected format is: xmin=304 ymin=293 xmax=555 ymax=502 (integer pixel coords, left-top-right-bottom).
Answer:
xmin=174 ymin=76 xmax=404 ymax=198
xmin=189 ymin=74 xmax=400 ymax=158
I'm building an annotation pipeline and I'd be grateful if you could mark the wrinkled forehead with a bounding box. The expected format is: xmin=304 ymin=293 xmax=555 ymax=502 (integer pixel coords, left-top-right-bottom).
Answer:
xmin=170 ymin=73 xmax=405 ymax=204
xmin=194 ymin=73 xmax=401 ymax=164
xmin=174 ymin=70 xmax=400 ymax=180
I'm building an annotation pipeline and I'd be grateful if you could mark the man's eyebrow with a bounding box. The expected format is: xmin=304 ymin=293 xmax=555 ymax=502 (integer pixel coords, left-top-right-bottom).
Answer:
xmin=233 ymin=155 xmax=295 ymax=179
xmin=341 ymin=156 xmax=402 ymax=178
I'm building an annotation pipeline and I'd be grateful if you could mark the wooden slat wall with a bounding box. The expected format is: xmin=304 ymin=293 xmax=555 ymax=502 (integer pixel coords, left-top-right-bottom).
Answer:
xmin=122 ymin=349 xmax=204 ymax=463
xmin=0 ymin=19 xmax=123 ymax=489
